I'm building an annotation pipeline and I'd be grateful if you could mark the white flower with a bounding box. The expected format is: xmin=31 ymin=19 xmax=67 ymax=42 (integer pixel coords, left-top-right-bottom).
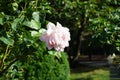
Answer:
xmin=40 ymin=22 xmax=70 ymax=51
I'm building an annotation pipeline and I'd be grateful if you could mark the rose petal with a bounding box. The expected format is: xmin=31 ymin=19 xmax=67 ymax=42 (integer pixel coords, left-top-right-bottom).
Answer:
xmin=40 ymin=22 xmax=70 ymax=51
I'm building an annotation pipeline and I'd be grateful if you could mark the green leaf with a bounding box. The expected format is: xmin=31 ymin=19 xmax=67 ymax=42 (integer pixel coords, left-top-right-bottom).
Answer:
xmin=30 ymin=20 xmax=41 ymax=30
xmin=0 ymin=18 xmax=3 ymax=25
xmin=0 ymin=12 xmax=4 ymax=25
xmin=39 ymin=28 xmax=46 ymax=34
xmin=12 ymin=2 xmax=18 ymax=11
xmin=11 ymin=18 xmax=19 ymax=31
xmin=32 ymin=11 xmax=39 ymax=22
xmin=23 ymin=21 xmax=31 ymax=27
xmin=31 ymin=31 xmax=39 ymax=37
xmin=0 ymin=37 xmax=14 ymax=46
xmin=23 ymin=20 xmax=41 ymax=30
xmin=11 ymin=15 xmax=25 ymax=31
xmin=48 ymin=51 xmax=61 ymax=59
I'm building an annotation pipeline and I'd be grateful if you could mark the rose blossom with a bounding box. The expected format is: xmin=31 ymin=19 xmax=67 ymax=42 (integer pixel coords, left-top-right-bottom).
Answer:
xmin=40 ymin=22 xmax=70 ymax=51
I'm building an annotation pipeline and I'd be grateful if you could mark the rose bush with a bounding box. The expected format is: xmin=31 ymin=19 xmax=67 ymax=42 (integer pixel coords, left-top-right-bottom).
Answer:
xmin=40 ymin=22 xmax=70 ymax=51
xmin=0 ymin=0 xmax=70 ymax=80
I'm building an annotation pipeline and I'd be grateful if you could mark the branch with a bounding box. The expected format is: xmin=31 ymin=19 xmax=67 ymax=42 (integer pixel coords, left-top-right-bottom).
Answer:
xmin=0 ymin=58 xmax=18 ymax=76
xmin=0 ymin=53 xmax=29 ymax=76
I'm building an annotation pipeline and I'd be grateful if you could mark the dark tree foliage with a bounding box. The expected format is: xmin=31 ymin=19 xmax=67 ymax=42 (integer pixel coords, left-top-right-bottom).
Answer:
xmin=46 ymin=0 xmax=120 ymax=61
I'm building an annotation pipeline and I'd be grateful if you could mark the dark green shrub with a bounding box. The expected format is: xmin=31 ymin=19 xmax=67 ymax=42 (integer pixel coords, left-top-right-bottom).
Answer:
xmin=22 ymin=51 xmax=70 ymax=80
xmin=1 ymin=50 xmax=70 ymax=80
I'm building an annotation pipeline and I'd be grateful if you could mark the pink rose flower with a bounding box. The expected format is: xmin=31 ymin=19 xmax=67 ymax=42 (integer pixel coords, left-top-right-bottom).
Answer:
xmin=40 ymin=22 xmax=70 ymax=51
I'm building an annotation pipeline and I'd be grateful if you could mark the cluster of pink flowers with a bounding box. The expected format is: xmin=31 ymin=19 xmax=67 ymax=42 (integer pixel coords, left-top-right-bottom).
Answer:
xmin=40 ymin=22 xmax=70 ymax=51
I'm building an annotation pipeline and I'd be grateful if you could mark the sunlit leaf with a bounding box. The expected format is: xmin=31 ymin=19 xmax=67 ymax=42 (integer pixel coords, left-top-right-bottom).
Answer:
xmin=32 ymin=11 xmax=39 ymax=22
xmin=23 ymin=21 xmax=31 ymax=27
xmin=31 ymin=31 xmax=39 ymax=37
xmin=12 ymin=2 xmax=18 ymax=11
xmin=0 ymin=18 xmax=3 ymax=25
xmin=23 ymin=20 xmax=41 ymax=30
xmin=11 ymin=18 xmax=19 ymax=31
xmin=48 ymin=51 xmax=61 ymax=58
xmin=0 ymin=37 xmax=14 ymax=46
xmin=39 ymin=28 xmax=46 ymax=34
xmin=30 ymin=20 xmax=41 ymax=30
xmin=11 ymin=15 xmax=25 ymax=31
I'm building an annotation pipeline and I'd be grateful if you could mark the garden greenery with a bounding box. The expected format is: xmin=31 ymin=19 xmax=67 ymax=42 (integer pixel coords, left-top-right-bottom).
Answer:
xmin=0 ymin=0 xmax=69 ymax=79
xmin=1 ymin=0 xmax=120 ymax=79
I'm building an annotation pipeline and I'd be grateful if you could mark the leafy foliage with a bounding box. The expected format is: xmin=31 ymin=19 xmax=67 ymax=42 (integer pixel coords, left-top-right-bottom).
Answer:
xmin=86 ymin=0 xmax=120 ymax=53
xmin=1 ymin=0 xmax=120 ymax=79
xmin=45 ymin=0 xmax=120 ymax=58
xmin=0 ymin=0 xmax=70 ymax=79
